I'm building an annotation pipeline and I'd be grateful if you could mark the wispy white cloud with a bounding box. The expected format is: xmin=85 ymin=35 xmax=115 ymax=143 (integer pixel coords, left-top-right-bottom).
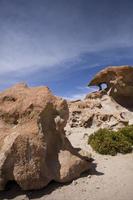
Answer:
xmin=0 ymin=0 xmax=133 ymax=76
xmin=63 ymin=93 xmax=87 ymax=101
xmin=62 ymin=86 xmax=97 ymax=100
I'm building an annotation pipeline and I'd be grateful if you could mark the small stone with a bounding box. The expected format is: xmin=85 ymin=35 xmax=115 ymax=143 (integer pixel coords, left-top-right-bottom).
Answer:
xmin=81 ymin=188 xmax=86 ymax=192
xmin=72 ymin=180 xmax=78 ymax=185
xmin=83 ymin=133 xmax=88 ymax=139
xmin=96 ymin=186 xmax=100 ymax=189
xmin=88 ymin=175 xmax=91 ymax=178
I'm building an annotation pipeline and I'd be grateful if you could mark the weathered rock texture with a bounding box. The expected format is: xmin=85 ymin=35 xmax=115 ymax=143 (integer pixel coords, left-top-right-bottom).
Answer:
xmin=88 ymin=66 xmax=133 ymax=107
xmin=66 ymin=66 xmax=133 ymax=135
xmin=67 ymin=92 xmax=130 ymax=132
xmin=0 ymin=83 xmax=90 ymax=191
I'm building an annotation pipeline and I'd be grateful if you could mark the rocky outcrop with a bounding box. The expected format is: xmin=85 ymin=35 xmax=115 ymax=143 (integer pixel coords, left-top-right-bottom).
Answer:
xmin=66 ymin=66 xmax=133 ymax=134
xmin=88 ymin=66 xmax=133 ymax=107
xmin=0 ymin=83 xmax=91 ymax=191
xmin=66 ymin=93 xmax=131 ymax=132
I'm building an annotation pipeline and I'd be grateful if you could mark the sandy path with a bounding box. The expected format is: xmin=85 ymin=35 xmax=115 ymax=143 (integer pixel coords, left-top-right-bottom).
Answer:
xmin=0 ymin=128 xmax=133 ymax=200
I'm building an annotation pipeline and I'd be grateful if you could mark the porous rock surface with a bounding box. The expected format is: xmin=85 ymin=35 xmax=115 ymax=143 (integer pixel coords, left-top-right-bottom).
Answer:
xmin=66 ymin=66 xmax=133 ymax=134
xmin=0 ymin=83 xmax=90 ymax=191
xmin=88 ymin=65 xmax=133 ymax=107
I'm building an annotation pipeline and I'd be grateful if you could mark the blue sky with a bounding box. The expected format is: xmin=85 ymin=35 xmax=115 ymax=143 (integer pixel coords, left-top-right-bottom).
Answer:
xmin=1 ymin=0 xmax=133 ymax=99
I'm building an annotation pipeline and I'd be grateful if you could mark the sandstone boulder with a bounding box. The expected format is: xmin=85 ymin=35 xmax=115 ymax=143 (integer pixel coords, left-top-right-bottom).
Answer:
xmin=88 ymin=66 xmax=133 ymax=107
xmin=66 ymin=66 xmax=133 ymax=135
xmin=0 ymin=83 xmax=90 ymax=191
xmin=66 ymin=93 xmax=129 ymax=131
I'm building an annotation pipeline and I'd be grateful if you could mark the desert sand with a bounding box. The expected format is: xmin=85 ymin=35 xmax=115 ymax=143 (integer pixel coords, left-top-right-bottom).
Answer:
xmin=0 ymin=127 xmax=133 ymax=200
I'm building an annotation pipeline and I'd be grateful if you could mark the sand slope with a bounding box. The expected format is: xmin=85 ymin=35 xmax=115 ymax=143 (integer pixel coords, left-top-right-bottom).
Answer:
xmin=1 ymin=127 xmax=133 ymax=200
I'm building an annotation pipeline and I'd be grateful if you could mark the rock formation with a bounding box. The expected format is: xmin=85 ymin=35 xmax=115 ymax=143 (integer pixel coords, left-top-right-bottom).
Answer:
xmin=66 ymin=93 xmax=131 ymax=131
xmin=0 ymin=83 xmax=91 ymax=191
xmin=66 ymin=66 xmax=133 ymax=134
xmin=88 ymin=66 xmax=133 ymax=107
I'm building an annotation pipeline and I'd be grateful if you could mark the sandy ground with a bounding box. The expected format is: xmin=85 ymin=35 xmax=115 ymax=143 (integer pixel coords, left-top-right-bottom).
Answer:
xmin=0 ymin=127 xmax=133 ymax=200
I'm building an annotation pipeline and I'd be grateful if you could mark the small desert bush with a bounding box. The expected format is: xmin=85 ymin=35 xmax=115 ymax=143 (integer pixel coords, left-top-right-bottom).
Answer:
xmin=88 ymin=126 xmax=133 ymax=156
xmin=120 ymin=125 xmax=133 ymax=145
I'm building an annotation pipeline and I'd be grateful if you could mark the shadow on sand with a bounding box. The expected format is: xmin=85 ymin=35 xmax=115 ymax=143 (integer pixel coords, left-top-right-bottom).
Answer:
xmin=0 ymin=162 xmax=104 ymax=200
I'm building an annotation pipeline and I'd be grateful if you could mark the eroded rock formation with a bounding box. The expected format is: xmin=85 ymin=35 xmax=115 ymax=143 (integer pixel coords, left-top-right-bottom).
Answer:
xmin=88 ymin=66 xmax=133 ymax=107
xmin=66 ymin=93 xmax=131 ymax=131
xmin=0 ymin=83 xmax=91 ymax=191
xmin=66 ymin=66 xmax=133 ymax=134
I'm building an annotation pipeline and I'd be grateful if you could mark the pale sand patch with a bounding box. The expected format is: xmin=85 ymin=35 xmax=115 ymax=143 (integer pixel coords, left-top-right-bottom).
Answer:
xmin=1 ymin=127 xmax=133 ymax=200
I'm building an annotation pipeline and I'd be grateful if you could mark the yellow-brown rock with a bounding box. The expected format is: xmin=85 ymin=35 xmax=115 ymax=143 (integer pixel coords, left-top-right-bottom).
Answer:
xmin=88 ymin=66 xmax=133 ymax=107
xmin=0 ymin=83 xmax=90 ymax=191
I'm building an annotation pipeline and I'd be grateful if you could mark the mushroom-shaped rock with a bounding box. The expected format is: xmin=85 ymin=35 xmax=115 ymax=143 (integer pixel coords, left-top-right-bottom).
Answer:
xmin=0 ymin=84 xmax=91 ymax=191
xmin=88 ymin=66 xmax=133 ymax=107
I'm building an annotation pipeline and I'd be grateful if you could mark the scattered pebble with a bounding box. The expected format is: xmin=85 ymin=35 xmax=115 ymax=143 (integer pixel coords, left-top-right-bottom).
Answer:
xmin=88 ymin=175 xmax=91 ymax=178
xmin=81 ymin=188 xmax=86 ymax=192
xmin=96 ymin=186 xmax=100 ymax=189
xmin=83 ymin=133 xmax=88 ymax=139
xmin=82 ymin=179 xmax=86 ymax=183
xmin=72 ymin=180 xmax=78 ymax=185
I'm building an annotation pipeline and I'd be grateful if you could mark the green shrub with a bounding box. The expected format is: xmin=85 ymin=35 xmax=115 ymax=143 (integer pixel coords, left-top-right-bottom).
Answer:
xmin=88 ymin=126 xmax=133 ymax=156
xmin=119 ymin=125 xmax=133 ymax=145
